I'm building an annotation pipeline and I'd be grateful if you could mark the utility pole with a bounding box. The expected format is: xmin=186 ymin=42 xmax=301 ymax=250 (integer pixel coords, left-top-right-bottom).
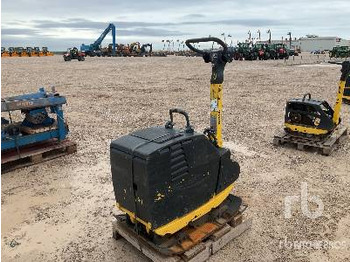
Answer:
xmin=221 ymin=33 xmax=226 ymax=43
xmin=267 ymin=29 xmax=271 ymax=44
xmin=228 ymin=34 xmax=232 ymax=46
xmin=287 ymin=32 xmax=292 ymax=49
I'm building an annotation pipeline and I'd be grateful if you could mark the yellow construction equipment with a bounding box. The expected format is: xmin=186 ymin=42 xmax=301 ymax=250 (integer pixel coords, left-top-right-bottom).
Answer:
xmin=110 ymin=37 xmax=247 ymax=257
xmin=274 ymin=61 xmax=350 ymax=155
xmin=41 ymin=47 xmax=54 ymax=56
xmin=7 ymin=47 xmax=18 ymax=57
xmin=1 ymin=47 xmax=10 ymax=57
xmin=15 ymin=47 xmax=27 ymax=57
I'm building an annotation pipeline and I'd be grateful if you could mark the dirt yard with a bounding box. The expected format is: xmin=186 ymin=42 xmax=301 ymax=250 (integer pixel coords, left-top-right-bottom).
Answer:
xmin=1 ymin=55 xmax=349 ymax=261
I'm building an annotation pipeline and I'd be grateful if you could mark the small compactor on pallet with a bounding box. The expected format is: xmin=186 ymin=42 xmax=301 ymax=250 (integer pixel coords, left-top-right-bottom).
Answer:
xmin=344 ymin=73 xmax=350 ymax=104
xmin=274 ymin=61 xmax=350 ymax=155
xmin=1 ymin=87 xmax=76 ymax=172
xmin=110 ymin=37 xmax=251 ymax=261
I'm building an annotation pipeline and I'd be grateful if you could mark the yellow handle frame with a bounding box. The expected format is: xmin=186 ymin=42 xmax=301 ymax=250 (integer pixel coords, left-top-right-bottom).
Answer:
xmin=210 ymin=84 xmax=223 ymax=147
xmin=332 ymin=80 xmax=346 ymax=125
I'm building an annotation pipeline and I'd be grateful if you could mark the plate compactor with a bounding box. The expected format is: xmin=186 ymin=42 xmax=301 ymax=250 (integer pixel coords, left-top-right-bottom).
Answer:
xmin=344 ymin=74 xmax=350 ymax=104
xmin=111 ymin=38 xmax=247 ymax=256
xmin=274 ymin=61 xmax=350 ymax=155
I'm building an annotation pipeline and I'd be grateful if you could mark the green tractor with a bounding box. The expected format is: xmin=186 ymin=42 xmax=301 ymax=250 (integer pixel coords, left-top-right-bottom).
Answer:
xmin=330 ymin=46 xmax=350 ymax=58
xmin=265 ymin=44 xmax=278 ymax=60
xmin=233 ymin=42 xmax=248 ymax=60
xmin=245 ymin=44 xmax=258 ymax=60
xmin=233 ymin=42 xmax=257 ymax=60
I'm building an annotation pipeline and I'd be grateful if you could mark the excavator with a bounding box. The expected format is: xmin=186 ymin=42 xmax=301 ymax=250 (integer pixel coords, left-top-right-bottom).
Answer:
xmin=111 ymin=37 xmax=246 ymax=256
xmin=81 ymin=23 xmax=116 ymax=56
xmin=129 ymin=42 xmax=141 ymax=56
xmin=140 ymin=43 xmax=152 ymax=56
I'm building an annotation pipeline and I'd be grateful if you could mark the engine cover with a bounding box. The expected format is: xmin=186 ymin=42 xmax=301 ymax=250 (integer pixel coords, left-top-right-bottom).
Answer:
xmin=110 ymin=126 xmax=240 ymax=235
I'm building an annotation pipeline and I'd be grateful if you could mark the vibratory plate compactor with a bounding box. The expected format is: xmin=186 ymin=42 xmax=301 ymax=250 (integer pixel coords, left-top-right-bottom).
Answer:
xmin=274 ymin=61 xmax=350 ymax=155
xmin=110 ymin=38 xmax=251 ymax=261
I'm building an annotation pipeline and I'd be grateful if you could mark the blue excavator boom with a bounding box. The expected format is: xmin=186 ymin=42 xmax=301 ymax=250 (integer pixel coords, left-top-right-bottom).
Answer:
xmin=81 ymin=23 xmax=116 ymax=56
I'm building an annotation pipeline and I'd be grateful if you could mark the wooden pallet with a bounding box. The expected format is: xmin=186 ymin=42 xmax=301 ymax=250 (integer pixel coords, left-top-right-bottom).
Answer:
xmin=112 ymin=208 xmax=252 ymax=262
xmin=273 ymin=125 xmax=348 ymax=155
xmin=1 ymin=139 xmax=77 ymax=173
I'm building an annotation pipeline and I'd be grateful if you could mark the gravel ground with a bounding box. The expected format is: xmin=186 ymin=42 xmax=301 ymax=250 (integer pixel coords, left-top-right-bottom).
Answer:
xmin=1 ymin=55 xmax=349 ymax=262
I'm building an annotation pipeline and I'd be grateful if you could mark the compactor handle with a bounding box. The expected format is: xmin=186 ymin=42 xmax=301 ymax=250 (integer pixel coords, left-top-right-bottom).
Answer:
xmin=185 ymin=37 xmax=227 ymax=55
xmin=302 ymin=93 xmax=311 ymax=101
xmin=165 ymin=108 xmax=194 ymax=133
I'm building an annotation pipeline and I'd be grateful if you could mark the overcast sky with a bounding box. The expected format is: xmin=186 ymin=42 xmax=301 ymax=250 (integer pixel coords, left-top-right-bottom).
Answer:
xmin=2 ymin=0 xmax=350 ymax=50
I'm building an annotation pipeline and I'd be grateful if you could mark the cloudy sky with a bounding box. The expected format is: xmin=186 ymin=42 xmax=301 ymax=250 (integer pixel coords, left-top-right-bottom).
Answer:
xmin=1 ymin=0 xmax=350 ymax=50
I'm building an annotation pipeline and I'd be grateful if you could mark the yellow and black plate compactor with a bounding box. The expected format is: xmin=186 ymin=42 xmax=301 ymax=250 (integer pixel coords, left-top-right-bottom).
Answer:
xmin=110 ymin=38 xmax=250 ymax=258
xmin=344 ymin=74 xmax=350 ymax=104
xmin=274 ymin=61 xmax=350 ymax=155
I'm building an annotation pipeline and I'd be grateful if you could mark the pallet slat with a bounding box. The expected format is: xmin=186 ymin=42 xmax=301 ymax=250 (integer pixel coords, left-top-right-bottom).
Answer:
xmin=1 ymin=139 xmax=77 ymax=173
xmin=273 ymin=126 xmax=348 ymax=155
xmin=112 ymin=212 xmax=251 ymax=262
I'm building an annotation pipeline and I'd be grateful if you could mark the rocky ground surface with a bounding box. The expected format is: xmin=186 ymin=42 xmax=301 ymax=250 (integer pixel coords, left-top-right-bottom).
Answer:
xmin=1 ymin=55 xmax=349 ymax=261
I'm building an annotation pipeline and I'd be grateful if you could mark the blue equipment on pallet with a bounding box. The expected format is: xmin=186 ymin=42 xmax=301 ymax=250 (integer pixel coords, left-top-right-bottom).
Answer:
xmin=1 ymin=87 xmax=69 ymax=151
xmin=80 ymin=23 xmax=116 ymax=56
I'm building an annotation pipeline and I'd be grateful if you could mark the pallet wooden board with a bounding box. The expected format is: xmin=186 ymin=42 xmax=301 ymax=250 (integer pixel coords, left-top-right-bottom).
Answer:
xmin=1 ymin=139 xmax=77 ymax=173
xmin=273 ymin=125 xmax=348 ymax=155
xmin=112 ymin=212 xmax=252 ymax=262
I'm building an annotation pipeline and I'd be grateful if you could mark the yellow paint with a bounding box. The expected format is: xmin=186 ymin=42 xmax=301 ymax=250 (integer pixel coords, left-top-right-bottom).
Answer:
xmin=116 ymin=203 xmax=152 ymax=233
xmin=284 ymin=123 xmax=329 ymax=135
xmin=332 ymin=80 xmax=346 ymax=125
xmin=116 ymin=183 xmax=235 ymax=236
xmin=154 ymin=183 xmax=234 ymax=235
xmin=210 ymin=83 xmax=223 ymax=147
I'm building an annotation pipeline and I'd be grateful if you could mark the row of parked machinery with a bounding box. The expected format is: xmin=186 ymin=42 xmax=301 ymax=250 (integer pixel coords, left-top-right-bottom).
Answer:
xmin=329 ymin=46 xmax=350 ymax=58
xmin=1 ymin=47 xmax=54 ymax=57
xmin=232 ymin=42 xmax=295 ymax=60
xmin=86 ymin=42 xmax=153 ymax=57
xmin=63 ymin=43 xmax=152 ymax=62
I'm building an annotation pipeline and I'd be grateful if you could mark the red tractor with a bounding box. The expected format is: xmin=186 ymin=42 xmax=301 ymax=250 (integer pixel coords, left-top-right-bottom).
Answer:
xmin=275 ymin=44 xmax=289 ymax=59
xmin=63 ymin=47 xmax=85 ymax=61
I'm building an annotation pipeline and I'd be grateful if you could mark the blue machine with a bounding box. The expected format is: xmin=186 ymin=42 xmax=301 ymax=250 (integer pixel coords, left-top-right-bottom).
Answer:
xmin=1 ymin=87 xmax=69 ymax=151
xmin=80 ymin=23 xmax=116 ymax=56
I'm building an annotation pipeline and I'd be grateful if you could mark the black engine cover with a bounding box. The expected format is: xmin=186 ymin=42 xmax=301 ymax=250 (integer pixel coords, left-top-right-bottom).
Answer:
xmin=110 ymin=126 xmax=240 ymax=230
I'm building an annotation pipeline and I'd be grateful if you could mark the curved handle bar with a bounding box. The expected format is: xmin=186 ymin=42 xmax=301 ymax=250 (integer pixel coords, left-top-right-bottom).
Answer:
xmin=165 ymin=108 xmax=194 ymax=133
xmin=302 ymin=93 xmax=312 ymax=101
xmin=185 ymin=37 xmax=227 ymax=55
